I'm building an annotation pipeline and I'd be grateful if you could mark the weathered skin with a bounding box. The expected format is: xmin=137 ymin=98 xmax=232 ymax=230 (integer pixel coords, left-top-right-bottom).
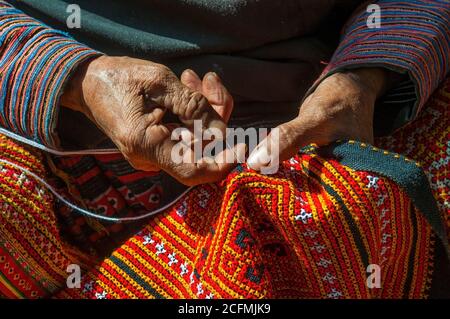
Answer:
xmin=62 ymin=55 xmax=387 ymax=185
xmin=61 ymin=55 xmax=243 ymax=186
xmin=247 ymin=68 xmax=388 ymax=171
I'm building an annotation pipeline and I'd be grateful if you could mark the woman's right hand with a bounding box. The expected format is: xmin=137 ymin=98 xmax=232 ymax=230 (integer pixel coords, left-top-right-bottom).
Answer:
xmin=61 ymin=56 xmax=244 ymax=186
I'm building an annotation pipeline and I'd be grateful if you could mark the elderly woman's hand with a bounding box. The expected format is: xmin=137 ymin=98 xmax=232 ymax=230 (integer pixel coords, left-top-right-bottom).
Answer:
xmin=247 ymin=68 xmax=388 ymax=172
xmin=62 ymin=56 xmax=244 ymax=186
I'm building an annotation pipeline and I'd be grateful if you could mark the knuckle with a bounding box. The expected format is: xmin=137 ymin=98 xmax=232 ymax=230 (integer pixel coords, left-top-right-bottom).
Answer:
xmin=139 ymin=63 xmax=174 ymax=90
xmin=175 ymin=88 xmax=191 ymax=116
xmin=155 ymin=63 xmax=172 ymax=74
xmin=153 ymin=64 xmax=175 ymax=83
xmin=187 ymin=91 xmax=209 ymax=119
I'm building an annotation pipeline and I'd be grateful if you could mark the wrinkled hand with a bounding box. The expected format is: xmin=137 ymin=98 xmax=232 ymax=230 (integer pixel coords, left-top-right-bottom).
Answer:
xmin=247 ymin=68 xmax=388 ymax=172
xmin=62 ymin=56 xmax=244 ymax=185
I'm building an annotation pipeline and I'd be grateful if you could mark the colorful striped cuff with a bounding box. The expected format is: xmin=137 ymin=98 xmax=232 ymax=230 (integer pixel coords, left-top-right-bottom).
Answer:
xmin=0 ymin=4 xmax=102 ymax=148
xmin=310 ymin=0 xmax=450 ymax=122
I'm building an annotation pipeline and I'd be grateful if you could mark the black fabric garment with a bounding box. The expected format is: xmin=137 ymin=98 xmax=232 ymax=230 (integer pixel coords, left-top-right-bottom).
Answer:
xmin=9 ymin=0 xmax=362 ymax=134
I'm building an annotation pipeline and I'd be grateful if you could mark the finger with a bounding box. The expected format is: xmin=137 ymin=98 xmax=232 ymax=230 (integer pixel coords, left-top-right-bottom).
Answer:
xmin=181 ymin=69 xmax=202 ymax=92
xmin=202 ymin=72 xmax=234 ymax=123
xmin=153 ymin=75 xmax=227 ymax=135
xmin=157 ymin=137 xmax=246 ymax=186
xmin=188 ymin=143 xmax=247 ymax=185
xmin=144 ymin=106 xmax=166 ymax=125
xmin=247 ymin=118 xmax=314 ymax=173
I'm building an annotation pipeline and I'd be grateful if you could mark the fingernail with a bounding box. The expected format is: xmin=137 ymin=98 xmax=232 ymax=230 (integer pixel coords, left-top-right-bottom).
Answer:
xmin=181 ymin=69 xmax=192 ymax=78
xmin=181 ymin=69 xmax=197 ymax=86
xmin=247 ymin=145 xmax=271 ymax=171
xmin=205 ymin=72 xmax=219 ymax=84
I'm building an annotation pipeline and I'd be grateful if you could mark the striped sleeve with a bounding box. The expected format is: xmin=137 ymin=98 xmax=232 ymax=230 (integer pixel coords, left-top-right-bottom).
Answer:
xmin=312 ymin=0 xmax=450 ymax=122
xmin=0 ymin=1 xmax=102 ymax=148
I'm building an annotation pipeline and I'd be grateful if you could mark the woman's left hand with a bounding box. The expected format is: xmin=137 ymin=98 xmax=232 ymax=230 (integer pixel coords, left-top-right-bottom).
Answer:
xmin=247 ymin=68 xmax=388 ymax=172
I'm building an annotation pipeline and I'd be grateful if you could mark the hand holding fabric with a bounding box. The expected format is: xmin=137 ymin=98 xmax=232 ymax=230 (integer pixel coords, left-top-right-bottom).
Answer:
xmin=247 ymin=68 xmax=388 ymax=172
xmin=61 ymin=56 xmax=244 ymax=185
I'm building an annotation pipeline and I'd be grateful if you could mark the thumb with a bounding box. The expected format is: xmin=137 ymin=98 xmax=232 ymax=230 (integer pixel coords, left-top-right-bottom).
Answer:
xmin=247 ymin=118 xmax=314 ymax=173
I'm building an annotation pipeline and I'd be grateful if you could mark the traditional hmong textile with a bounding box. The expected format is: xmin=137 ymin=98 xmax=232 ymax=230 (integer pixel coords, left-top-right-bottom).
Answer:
xmin=56 ymin=159 xmax=435 ymax=298
xmin=0 ymin=134 xmax=94 ymax=298
xmin=0 ymin=76 xmax=448 ymax=298
xmin=377 ymin=79 xmax=450 ymax=240
xmin=54 ymin=78 xmax=450 ymax=300
xmin=47 ymin=154 xmax=163 ymax=257
xmin=0 ymin=0 xmax=449 ymax=300
xmin=377 ymin=80 xmax=450 ymax=296
xmin=55 ymin=141 xmax=446 ymax=299
xmin=0 ymin=77 xmax=449 ymax=298
xmin=54 ymin=78 xmax=448 ymax=299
